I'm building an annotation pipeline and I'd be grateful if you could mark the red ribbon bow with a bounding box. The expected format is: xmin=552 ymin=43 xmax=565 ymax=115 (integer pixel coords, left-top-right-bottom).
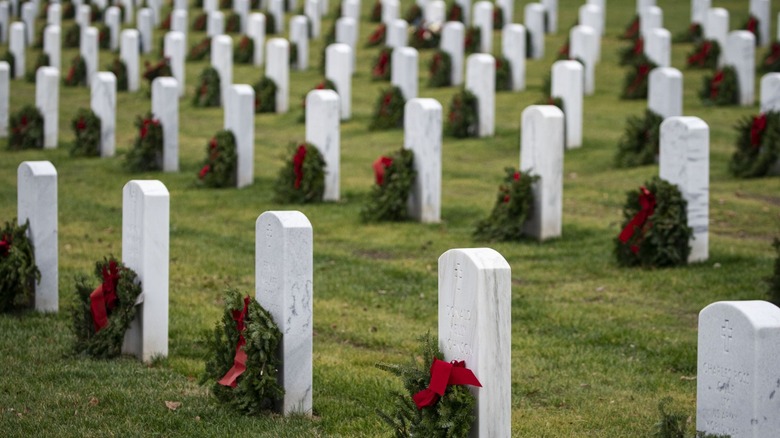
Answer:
xmin=89 ymin=260 xmax=122 ymax=332
xmin=627 ymin=64 xmax=651 ymax=95
xmin=688 ymin=41 xmax=712 ymax=66
xmin=413 ymin=358 xmax=482 ymax=409
xmin=710 ymin=70 xmax=724 ymax=100
xmin=750 ymin=113 xmax=767 ymax=148
xmin=0 ymin=235 xmax=11 ymax=257
xmin=218 ymin=295 xmax=251 ymax=388
xmin=618 ymin=187 xmax=656 ymax=254
xmin=633 ymin=38 xmax=644 ymax=55
xmin=373 ymin=156 xmax=394 ymax=186
xmin=293 ymin=144 xmax=307 ymax=189
xmin=198 ymin=164 xmax=211 ymax=179
xmin=746 ymin=16 xmax=758 ymax=34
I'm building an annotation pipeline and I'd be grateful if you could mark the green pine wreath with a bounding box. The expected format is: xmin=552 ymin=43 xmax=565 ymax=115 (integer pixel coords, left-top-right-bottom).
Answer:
xmin=619 ymin=37 xmax=645 ymax=66
xmin=409 ymin=24 xmax=442 ymax=50
xmin=686 ymin=39 xmax=720 ymax=69
xmin=1 ymin=52 xmax=14 ymax=79
xmin=366 ymin=23 xmax=386 ymax=47
xmin=198 ymin=130 xmax=238 ymax=188
xmin=125 ymin=113 xmax=164 ymax=172
xmin=614 ymin=177 xmax=692 ymax=268
xmin=272 ymin=142 xmax=327 ymax=203
xmin=234 ymin=36 xmax=255 ymax=64
xmin=760 ymin=42 xmax=780 ymax=73
xmin=495 ymin=56 xmax=511 ymax=91
xmin=70 ymin=108 xmax=102 ymax=157
xmin=372 ymin=47 xmax=392 ymax=81
xmin=428 ymin=49 xmax=452 ymax=88
xmin=106 ymin=58 xmax=129 ymax=91
xmin=614 ymin=109 xmax=664 ymax=168
xmin=64 ymin=23 xmax=80 ymax=48
xmin=474 ymin=168 xmax=539 ymax=242
xmin=622 ymin=59 xmax=657 ymax=99
xmin=8 ymin=105 xmax=45 ymax=150
xmin=202 ymin=288 xmax=284 ymax=414
xmin=447 ymin=3 xmax=464 ymax=22
xmin=264 ymin=10 xmax=277 ymax=35
xmin=187 ymin=37 xmax=212 ymax=61
xmin=743 ymin=14 xmax=760 ymax=46
xmin=376 ymin=332 xmax=476 ymax=438
xmin=370 ymin=86 xmax=406 ymax=130
xmin=63 ymin=55 xmax=87 ymax=87
xmin=193 ymin=67 xmax=221 ymax=107
xmin=143 ymin=58 xmax=173 ymax=88
xmin=493 ymin=6 xmax=504 ymax=30
xmin=621 ymin=15 xmax=640 ymax=41
xmin=0 ymin=220 xmax=40 ymax=313
xmin=674 ymin=22 xmax=703 ymax=44
xmin=464 ymin=26 xmax=480 ymax=54
xmin=192 ymin=12 xmax=208 ymax=31
xmin=225 ymin=12 xmax=242 ymax=33
xmin=729 ymin=111 xmax=780 ymax=178
xmin=71 ymin=257 xmax=142 ymax=358
xmin=405 ymin=4 xmax=422 ymax=23
xmin=254 ymin=76 xmax=278 ymax=113
xmin=361 ymin=148 xmax=416 ymax=222
xmin=700 ymin=66 xmax=739 ymax=106
xmin=98 ymin=24 xmax=110 ymax=49
xmin=445 ymin=89 xmax=479 ymax=138
xmin=370 ymin=0 xmax=382 ymax=22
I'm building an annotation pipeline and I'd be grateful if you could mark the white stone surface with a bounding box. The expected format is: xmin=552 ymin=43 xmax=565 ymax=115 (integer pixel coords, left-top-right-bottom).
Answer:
xmin=174 ymin=0 xmax=187 ymax=9
xmin=290 ymin=15 xmax=309 ymax=71
xmin=35 ymin=67 xmax=59 ymax=149
xmin=705 ymin=8 xmax=729 ymax=66
xmin=578 ymin=4 xmax=602 ymax=61
xmin=91 ymin=72 xmax=117 ymax=158
xmin=636 ymin=0 xmax=655 ymax=14
xmin=0 ymin=2 xmax=8 ymax=44
xmin=750 ymin=0 xmax=769 ymax=47
xmin=148 ymin=0 xmax=161 ymax=26
xmin=502 ymin=24 xmax=525 ymax=91
xmin=725 ymin=31 xmax=756 ymax=107
xmin=335 ymin=17 xmax=357 ymax=73
xmin=164 ymin=32 xmax=185 ymax=97
xmin=473 ymin=1 xmax=492 ymax=54
xmin=640 ymin=5 xmax=662 ymax=39
xmin=255 ymin=211 xmax=313 ymax=416
xmin=570 ymin=25 xmax=597 ymax=96
xmin=319 ymin=0 xmax=329 ymax=16
xmin=404 ymin=98 xmax=441 ymax=223
xmin=659 ymin=117 xmax=709 ymax=263
xmin=43 ymin=25 xmax=60 ymax=72
xmin=21 ymin=2 xmax=34 ymax=45
xmin=211 ymin=35 xmax=233 ymax=107
xmin=224 ymin=84 xmax=255 ymax=188
xmin=325 ymin=43 xmax=352 ymax=120
xmin=466 ymin=53 xmax=495 ymax=137
xmin=551 ymin=60 xmax=583 ymax=149
xmin=235 ymin=0 xmax=249 ymax=33
xmin=645 ymin=27 xmax=671 ymax=68
xmin=391 ymin=47 xmax=418 ymax=100
xmin=691 ymin=0 xmax=710 ymax=25
xmin=341 ymin=0 xmax=359 ymax=21
xmin=105 ymin=7 xmax=120 ymax=51
xmin=696 ymin=301 xmax=780 ymax=438
xmin=121 ymin=180 xmax=170 ymax=363
xmin=386 ymin=18 xmax=407 ymax=48
xmin=247 ymin=13 xmax=266 ymax=67
xmin=121 ymin=0 xmax=134 ymax=24
xmin=305 ymin=90 xmax=340 ymax=201
xmin=441 ymin=21 xmax=464 ymax=86
xmin=587 ymin=0 xmax=606 ymax=33
xmin=203 ymin=0 xmax=217 ymax=12
xmin=9 ymin=22 xmax=24 ymax=78
xmin=207 ymin=10 xmax=224 ymax=37
xmin=382 ymin=0 xmax=398 ymax=25
xmin=648 ymin=67 xmax=682 ymax=119
xmin=438 ymin=248 xmax=511 ymax=437
xmin=17 ymin=161 xmax=57 ymax=313
xmin=81 ymin=27 xmax=98 ymax=86
xmin=266 ymin=38 xmax=289 ymax=113
xmin=76 ymin=4 xmax=90 ymax=29
xmin=270 ymin=0 xmax=284 ymax=33
xmin=0 ymin=62 xmax=7 ymax=136
xmin=171 ymin=9 xmax=188 ymax=37
xmin=305 ymin=0 xmax=321 ymax=38
xmin=524 ymin=3 xmax=545 ymax=59
xmin=120 ymin=29 xmax=140 ymax=92
xmin=455 ymin=0 xmax=471 ymax=25
xmin=425 ymin=0 xmax=445 ymax=25
xmin=520 ymin=105 xmax=564 ymax=241
xmin=760 ymin=73 xmax=780 ymax=112
xmin=152 ymin=77 xmax=179 ymax=172
xmin=137 ymin=8 xmax=153 ymax=54
xmin=541 ymin=0 xmax=557 ymax=33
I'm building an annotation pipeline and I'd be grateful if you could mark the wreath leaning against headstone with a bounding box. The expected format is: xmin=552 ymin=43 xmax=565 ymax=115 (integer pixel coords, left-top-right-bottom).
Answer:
xmin=202 ymin=288 xmax=284 ymax=415
xmin=198 ymin=130 xmax=238 ymax=188
xmin=106 ymin=58 xmax=129 ymax=91
xmin=445 ymin=89 xmax=479 ymax=138
xmin=254 ymin=76 xmax=278 ymax=113
xmin=614 ymin=109 xmax=664 ymax=168
xmin=8 ymin=105 xmax=45 ymax=150
xmin=686 ymin=39 xmax=720 ymax=69
xmin=729 ymin=111 xmax=780 ymax=178
xmin=372 ymin=47 xmax=393 ymax=81
xmin=234 ymin=35 xmax=254 ymax=64
xmin=187 ymin=37 xmax=212 ymax=61
xmin=69 ymin=108 xmax=102 ymax=157
xmin=71 ymin=257 xmax=142 ymax=358
xmin=63 ymin=55 xmax=87 ymax=87
xmin=700 ymin=66 xmax=739 ymax=106
xmin=760 ymin=41 xmax=780 ymax=73
xmin=428 ymin=49 xmax=452 ymax=87
xmin=125 ymin=113 xmax=164 ymax=172
xmin=622 ymin=58 xmax=657 ymax=99
xmin=495 ymin=56 xmax=511 ymax=91
xmin=473 ymin=168 xmax=539 ymax=242
xmin=0 ymin=220 xmax=40 ymax=313
xmin=193 ymin=67 xmax=221 ymax=107
xmin=272 ymin=142 xmax=326 ymax=204
xmin=370 ymin=86 xmax=406 ymax=130
xmin=614 ymin=177 xmax=692 ymax=268
xmin=361 ymin=148 xmax=416 ymax=222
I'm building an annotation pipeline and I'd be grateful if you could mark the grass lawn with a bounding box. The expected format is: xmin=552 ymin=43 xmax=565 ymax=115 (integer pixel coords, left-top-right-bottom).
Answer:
xmin=1 ymin=0 xmax=779 ymax=436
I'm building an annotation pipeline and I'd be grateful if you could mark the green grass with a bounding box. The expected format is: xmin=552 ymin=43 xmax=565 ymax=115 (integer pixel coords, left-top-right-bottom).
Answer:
xmin=1 ymin=0 xmax=779 ymax=436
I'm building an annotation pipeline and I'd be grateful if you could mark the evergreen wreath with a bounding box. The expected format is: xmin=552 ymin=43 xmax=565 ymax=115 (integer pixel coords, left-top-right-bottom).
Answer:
xmin=299 ymin=79 xmax=337 ymax=122
xmin=622 ymin=59 xmax=657 ymax=99
xmin=614 ymin=177 xmax=692 ymax=268
xmin=25 ymin=53 xmax=50 ymax=83
xmin=193 ymin=67 xmax=221 ymax=107
xmin=370 ymin=86 xmax=406 ymax=130
xmin=64 ymin=55 xmax=87 ymax=87
xmin=201 ymin=288 xmax=284 ymax=414
xmin=71 ymin=257 xmax=142 ymax=358
xmin=614 ymin=109 xmax=664 ymax=168
xmin=410 ymin=24 xmax=442 ymax=50
xmin=729 ymin=111 xmax=780 ymax=178
xmin=674 ymin=22 xmax=703 ymax=44
xmin=8 ymin=105 xmax=45 ymax=150
xmin=525 ymin=27 xmax=533 ymax=58
xmin=125 ymin=113 xmax=164 ymax=172
xmin=686 ymin=39 xmax=720 ymax=69
xmin=768 ymin=238 xmax=780 ymax=307
xmin=372 ymin=47 xmax=392 ymax=81
xmin=32 ymin=24 xmax=45 ymax=49
xmin=198 ymin=130 xmax=238 ymax=188
xmin=700 ymin=66 xmax=739 ymax=106
xmin=89 ymin=3 xmax=102 ymax=21
xmin=556 ymin=38 xmax=570 ymax=61
xmin=760 ymin=42 xmax=780 ymax=73
xmin=272 ymin=142 xmax=327 ymax=203
xmin=187 ymin=37 xmax=212 ymax=61
xmin=143 ymin=57 xmax=173 ymax=87
xmin=290 ymin=42 xmax=299 ymax=68
xmin=64 ymin=23 xmax=80 ymax=48
xmin=367 ymin=23 xmax=386 ymax=47
xmin=428 ymin=49 xmax=452 ymax=88
xmin=360 ymin=148 xmax=416 ymax=222
xmin=225 ymin=12 xmax=242 ymax=33
xmin=106 ymin=58 xmax=129 ymax=91
xmin=743 ymin=14 xmax=760 ymax=46
xmin=161 ymin=11 xmax=172 ymax=30
xmin=495 ymin=56 xmax=511 ymax=91
xmin=370 ymin=0 xmax=382 ymax=22
xmin=264 ymin=10 xmax=277 ymax=34
xmin=447 ymin=3 xmax=464 ymax=22
xmin=69 ymin=108 xmax=102 ymax=157
xmin=375 ymin=332 xmax=477 ymax=438
xmin=404 ymin=4 xmax=422 ymax=24
xmin=254 ymin=76 xmax=278 ymax=113
xmin=0 ymin=220 xmax=40 ymax=313
xmin=192 ymin=12 xmax=208 ymax=31
xmin=220 ymin=0 xmax=233 ymax=9
xmin=1 ymin=52 xmax=14 ymax=79
xmin=621 ymin=15 xmax=640 ymax=41
xmin=464 ymin=26 xmax=480 ymax=54
xmin=473 ymin=168 xmax=539 ymax=241
xmin=493 ymin=6 xmax=504 ymax=30
xmin=98 ymin=23 xmax=110 ymax=49
xmin=619 ymin=37 xmax=644 ymax=66
xmin=445 ymin=89 xmax=479 ymax=138
xmin=234 ymin=36 xmax=255 ymax=64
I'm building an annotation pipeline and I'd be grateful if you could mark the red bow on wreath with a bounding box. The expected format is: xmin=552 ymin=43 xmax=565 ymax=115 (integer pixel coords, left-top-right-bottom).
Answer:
xmin=750 ymin=113 xmax=767 ymax=148
xmin=293 ymin=144 xmax=307 ymax=189
xmin=218 ymin=295 xmax=251 ymax=388
xmin=746 ymin=16 xmax=759 ymax=34
xmin=373 ymin=156 xmax=394 ymax=186
xmin=710 ymin=70 xmax=724 ymax=100
xmin=89 ymin=260 xmax=122 ymax=332
xmin=413 ymin=358 xmax=482 ymax=409
xmin=688 ymin=41 xmax=712 ymax=66
xmin=633 ymin=38 xmax=644 ymax=55
xmin=626 ymin=63 xmax=651 ymax=95
xmin=0 ymin=234 xmax=11 ymax=257
xmin=618 ymin=186 xmax=656 ymax=254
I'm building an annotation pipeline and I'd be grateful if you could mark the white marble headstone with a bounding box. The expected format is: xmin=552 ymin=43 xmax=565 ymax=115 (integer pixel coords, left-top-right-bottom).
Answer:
xmin=579 ymin=3 xmax=603 ymax=37
xmin=659 ymin=116 xmax=709 ymax=263
xmin=636 ymin=0 xmax=655 ymax=14
xmin=171 ymin=9 xmax=188 ymax=37
xmin=305 ymin=90 xmax=340 ymax=201
xmin=137 ymin=8 xmax=153 ymax=54
xmin=648 ymin=67 xmax=682 ymax=119
xmin=9 ymin=22 xmax=24 ymax=78
xmin=391 ymin=47 xmax=418 ymax=100
xmin=91 ymin=72 xmax=116 ymax=158
xmin=247 ymin=13 xmax=266 ymax=66
xmin=749 ymin=0 xmax=770 ymax=47
xmin=203 ymin=0 xmax=217 ymax=12
xmin=255 ymin=211 xmax=313 ymax=416
xmin=290 ymin=15 xmax=309 ymax=71
xmin=425 ymin=0 xmax=446 ymax=25
xmin=266 ymin=38 xmax=289 ymax=113
xmin=441 ymin=21 xmax=464 ymax=86
xmin=335 ymin=17 xmax=357 ymax=73
xmin=235 ymin=0 xmax=249 ymax=33
xmin=43 ymin=25 xmax=60 ymax=73
xmin=760 ymin=73 xmax=780 ymax=113
xmin=121 ymin=180 xmax=170 ymax=363
xmin=121 ymin=0 xmax=134 ymax=24
xmin=105 ymin=6 xmax=120 ymax=51
xmin=725 ymin=30 xmax=756 ymax=107
xmin=404 ymin=98 xmax=441 ymax=223
xmin=524 ymin=3 xmax=545 ymax=59
xmin=224 ymin=84 xmax=255 ymax=188
xmin=81 ymin=27 xmax=98 ymax=86
xmin=270 ymin=0 xmax=284 ymax=33
xmin=438 ymin=248 xmax=511 ymax=437
xmin=0 ymin=62 xmax=7 ymax=136
xmin=207 ymin=10 xmax=225 ymax=37
xmin=541 ymin=0 xmax=557 ymax=33
xmin=551 ymin=60 xmax=583 ymax=149
xmin=0 ymin=2 xmax=8 ymax=44
xmin=570 ymin=25 xmax=597 ymax=96
xmin=211 ymin=35 xmax=233 ymax=106
xmin=305 ymin=0 xmax=321 ymax=38
xmin=164 ymin=32 xmax=185 ymax=97
xmin=152 ymin=77 xmax=179 ymax=172
xmin=21 ymin=1 xmax=34 ymax=45
xmin=705 ymin=8 xmax=729 ymax=66
xmin=325 ymin=43 xmax=352 ymax=120
xmin=502 ymin=24 xmax=526 ymax=91
xmin=35 ymin=67 xmax=59 ymax=149
xmin=640 ymin=5 xmax=662 ymax=39
xmin=690 ymin=0 xmax=710 ymax=26
xmin=341 ymin=0 xmax=359 ymax=21
xmin=645 ymin=27 xmax=671 ymax=68
xmin=473 ymin=1 xmax=492 ymax=54
xmin=386 ymin=18 xmax=407 ymax=48
xmin=76 ymin=4 xmax=91 ymax=30
xmin=466 ymin=53 xmax=495 ymax=137
xmin=17 ymin=161 xmax=57 ymax=313
xmin=120 ymin=29 xmax=140 ymax=92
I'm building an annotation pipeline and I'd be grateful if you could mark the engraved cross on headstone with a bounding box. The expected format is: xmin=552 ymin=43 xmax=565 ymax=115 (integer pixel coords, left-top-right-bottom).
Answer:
xmin=721 ymin=319 xmax=732 ymax=353
xmin=454 ymin=262 xmax=463 ymax=293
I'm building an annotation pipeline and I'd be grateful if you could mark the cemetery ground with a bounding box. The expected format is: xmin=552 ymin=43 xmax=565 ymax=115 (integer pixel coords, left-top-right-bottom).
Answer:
xmin=0 ymin=0 xmax=778 ymax=436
